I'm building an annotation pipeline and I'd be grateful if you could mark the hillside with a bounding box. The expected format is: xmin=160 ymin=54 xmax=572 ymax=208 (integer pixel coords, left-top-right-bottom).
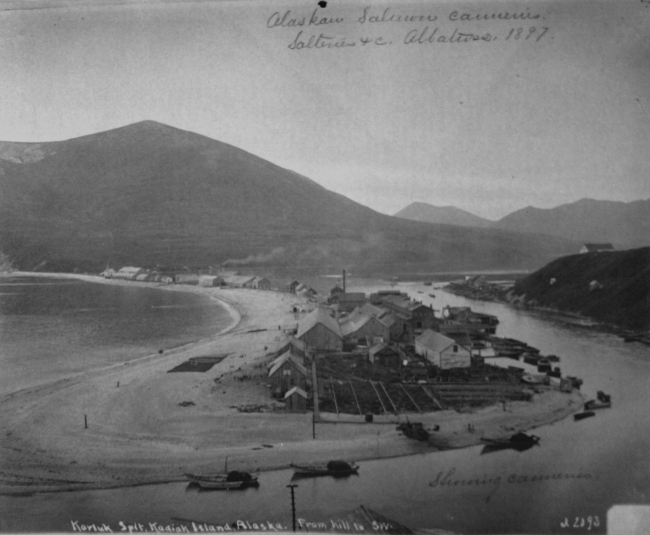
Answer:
xmin=509 ymin=247 xmax=650 ymax=330
xmin=0 ymin=121 xmax=577 ymax=275
xmin=495 ymin=198 xmax=650 ymax=249
xmin=394 ymin=202 xmax=493 ymax=228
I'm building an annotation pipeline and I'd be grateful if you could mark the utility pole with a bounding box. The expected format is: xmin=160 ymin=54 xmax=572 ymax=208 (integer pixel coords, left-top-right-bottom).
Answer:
xmin=311 ymin=351 xmax=319 ymax=439
xmin=287 ymin=484 xmax=298 ymax=532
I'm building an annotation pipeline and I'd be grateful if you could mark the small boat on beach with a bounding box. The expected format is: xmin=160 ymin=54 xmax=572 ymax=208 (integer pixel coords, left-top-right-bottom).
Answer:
xmin=585 ymin=399 xmax=611 ymax=410
xmin=480 ymin=432 xmax=540 ymax=454
xmin=521 ymin=373 xmax=548 ymax=385
xmin=428 ymin=293 xmax=436 ymax=298
xmin=574 ymin=410 xmax=596 ymax=421
xmin=184 ymin=471 xmax=259 ymax=490
xmin=396 ymin=421 xmax=430 ymax=441
xmin=291 ymin=460 xmax=359 ymax=477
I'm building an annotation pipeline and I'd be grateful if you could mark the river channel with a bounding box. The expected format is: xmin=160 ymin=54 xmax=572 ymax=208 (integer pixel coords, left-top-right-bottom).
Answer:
xmin=1 ymin=279 xmax=648 ymax=534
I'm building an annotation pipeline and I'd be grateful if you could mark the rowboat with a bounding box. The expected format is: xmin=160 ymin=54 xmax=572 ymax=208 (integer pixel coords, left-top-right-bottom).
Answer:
xmin=396 ymin=421 xmax=430 ymax=441
xmin=574 ymin=410 xmax=596 ymax=421
xmin=584 ymin=400 xmax=611 ymax=410
xmin=184 ymin=471 xmax=259 ymax=490
xmin=481 ymin=432 xmax=540 ymax=449
xmin=290 ymin=460 xmax=359 ymax=477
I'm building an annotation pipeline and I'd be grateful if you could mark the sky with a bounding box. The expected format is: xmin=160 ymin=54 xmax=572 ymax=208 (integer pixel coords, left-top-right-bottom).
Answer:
xmin=0 ymin=0 xmax=649 ymax=219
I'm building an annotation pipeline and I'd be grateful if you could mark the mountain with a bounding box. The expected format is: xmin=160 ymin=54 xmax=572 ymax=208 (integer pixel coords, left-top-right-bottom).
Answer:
xmin=508 ymin=247 xmax=650 ymax=330
xmin=494 ymin=198 xmax=650 ymax=249
xmin=394 ymin=203 xmax=493 ymax=228
xmin=0 ymin=121 xmax=577 ymax=275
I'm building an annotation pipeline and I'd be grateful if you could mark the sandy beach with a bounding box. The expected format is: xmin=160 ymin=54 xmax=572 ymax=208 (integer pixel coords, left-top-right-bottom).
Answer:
xmin=0 ymin=274 xmax=584 ymax=495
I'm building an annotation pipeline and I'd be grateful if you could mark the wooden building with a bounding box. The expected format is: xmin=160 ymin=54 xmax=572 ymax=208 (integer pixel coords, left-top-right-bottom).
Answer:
xmin=175 ymin=273 xmax=200 ymax=285
xmin=199 ymin=275 xmax=224 ymax=287
xmin=284 ymin=386 xmax=308 ymax=413
xmin=380 ymin=295 xmax=438 ymax=334
xmin=580 ymin=243 xmax=614 ymax=254
xmin=368 ymin=343 xmax=401 ymax=367
xmin=415 ymin=329 xmax=471 ymax=369
xmin=332 ymin=292 xmax=367 ymax=312
xmin=268 ymin=350 xmax=308 ymax=398
xmin=114 ymin=266 xmax=145 ymax=280
xmin=296 ymin=308 xmax=343 ymax=351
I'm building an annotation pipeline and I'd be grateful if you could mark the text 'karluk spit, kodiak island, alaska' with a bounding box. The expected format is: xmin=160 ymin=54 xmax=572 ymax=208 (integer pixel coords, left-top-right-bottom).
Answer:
xmin=266 ymin=5 xmax=550 ymax=50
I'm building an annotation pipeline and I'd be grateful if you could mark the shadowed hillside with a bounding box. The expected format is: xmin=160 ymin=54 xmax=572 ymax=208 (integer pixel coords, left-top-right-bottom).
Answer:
xmin=509 ymin=247 xmax=650 ymax=330
xmin=0 ymin=121 xmax=576 ymax=275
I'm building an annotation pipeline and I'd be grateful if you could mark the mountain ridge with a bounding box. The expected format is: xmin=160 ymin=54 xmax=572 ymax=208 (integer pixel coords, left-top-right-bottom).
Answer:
xmin=0 ymin=121 xmax=577 ymax=275
xmin=395 ymin=198 xmax=650 ymax=249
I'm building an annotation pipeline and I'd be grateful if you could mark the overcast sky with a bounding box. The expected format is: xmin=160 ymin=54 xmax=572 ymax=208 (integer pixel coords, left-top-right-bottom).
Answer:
xmin=1 ymin=0 xmax=649 ymax=219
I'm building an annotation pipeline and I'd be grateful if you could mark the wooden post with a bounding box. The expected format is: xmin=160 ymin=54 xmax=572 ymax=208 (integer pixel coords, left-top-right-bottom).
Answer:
xmin=370 ymin=380 xmax=387 ymax=414
xmin=311 ymin=351 xmax=318 ymax=438
xmin=330 ymin=376 xmax=339 ymax=415
xmin=84 ymin=414 xmax=88 ymax=429
xmin=348 ymin=379 xmax=362 ymax=415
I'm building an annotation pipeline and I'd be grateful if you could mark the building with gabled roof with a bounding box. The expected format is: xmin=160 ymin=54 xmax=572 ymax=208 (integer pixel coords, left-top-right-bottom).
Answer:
xmin=296 ymin=307 xmax=343 ymax=351
xmin=268 ymin=350 xmax=308 ymax=398
xmin=415 ymin=329 xmax=471 ymax=369
xmin=339 ymin=313 xmax=388 ymax=342
xmin=114 ymin=266 xmax=145 ymax=280
xmin=580 ymin=243 xmax=614 ymax=254
xmin=284 ymin=386 xmax=308 ymax=412
xmin=368 ymin=343 xmax=401 ymax=367
xmin=222 ymin=275 xmax=255 ymax=288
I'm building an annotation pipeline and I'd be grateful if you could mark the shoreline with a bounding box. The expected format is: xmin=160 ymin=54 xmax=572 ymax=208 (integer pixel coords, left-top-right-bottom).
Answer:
xmin=0 ymin=272 xmax=583 ymax=495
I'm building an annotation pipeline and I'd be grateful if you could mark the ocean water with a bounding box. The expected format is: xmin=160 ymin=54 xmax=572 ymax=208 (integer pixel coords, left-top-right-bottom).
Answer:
xmin=1 ymin=277 xmax=649 ymax=533
xmin=0 ymin=276 xmax=232 ymax=395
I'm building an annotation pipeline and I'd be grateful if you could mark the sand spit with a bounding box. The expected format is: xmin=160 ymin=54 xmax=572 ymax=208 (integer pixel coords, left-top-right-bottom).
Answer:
xmin=0 ymin=273 xmax=583 ymax=495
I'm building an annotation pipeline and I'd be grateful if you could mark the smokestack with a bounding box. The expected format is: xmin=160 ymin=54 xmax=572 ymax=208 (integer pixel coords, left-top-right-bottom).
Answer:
xmin=343 ymin=269 xmax=346 ymax=292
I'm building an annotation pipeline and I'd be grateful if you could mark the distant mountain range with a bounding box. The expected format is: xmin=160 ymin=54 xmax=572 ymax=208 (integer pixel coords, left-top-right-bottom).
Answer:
xmin=395 ymin=198 xmax=650 ymax=249
xmin=0 ymin=121 xmax=576 ymax=275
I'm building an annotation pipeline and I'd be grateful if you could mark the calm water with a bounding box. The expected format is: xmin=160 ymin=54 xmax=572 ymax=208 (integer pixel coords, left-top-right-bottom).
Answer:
xmin=1 ymin=278 xmax=649 ymax=533
xmin=0 ymin=277 xmax=232 ymax=395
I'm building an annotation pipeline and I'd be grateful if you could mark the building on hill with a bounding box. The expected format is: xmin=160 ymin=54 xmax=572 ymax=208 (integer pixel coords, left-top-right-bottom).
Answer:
xmin=580 ymin=243 xmax=615 ymax=254
xmin=415 ymin=329 xmax=471 ymax=369
xmin=296 ymin=308 xmax=343 ymax=351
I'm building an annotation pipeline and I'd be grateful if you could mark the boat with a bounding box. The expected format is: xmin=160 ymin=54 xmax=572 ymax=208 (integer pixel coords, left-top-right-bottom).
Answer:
xmin=481 ymin=432 xmax=540 ymax=451
xmin=597 ymin=390 xmax=611 ymax=403
xmin=585 ymin=399 xmax=611 ymax=410
xmin=521 ymin=373 xmax=548 ymax=385
xmin=428 ymin=293 xmax=436 ymax=298
xmin=523 ymin=353 xmax=541 ymax=365
xmin=566 ymin=376 xmax=584 ymax=389
xmin=396 ymin=421 xmax=430 ymax=441
xmin=574 ymin=410 xmax=596 ymax=421
xmin=291 ymin=460 xmax=359 ymax=477
xmin=184 ymin=471 xmax=259 ymax=490
xmin=545 ymin=354 xmax=561 ymax=362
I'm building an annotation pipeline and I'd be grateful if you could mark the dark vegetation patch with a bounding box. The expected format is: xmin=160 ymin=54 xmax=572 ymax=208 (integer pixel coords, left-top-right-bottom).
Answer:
xmin=511 ymin=247 xmax=650 ymax=330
